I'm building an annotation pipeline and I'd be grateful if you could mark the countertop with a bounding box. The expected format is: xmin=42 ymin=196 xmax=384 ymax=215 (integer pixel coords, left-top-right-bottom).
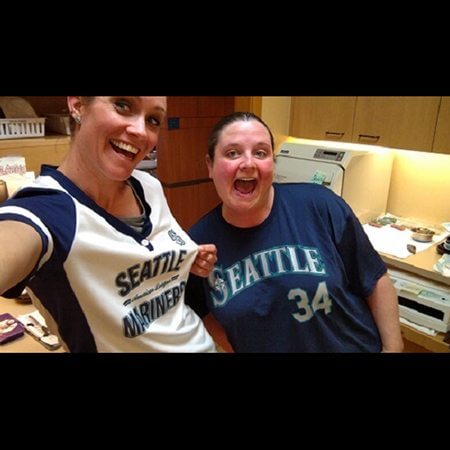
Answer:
xmin=0 ymin=296 xmax=64 ymax=353
xmin=381 ymin=241 xmax=450 ymax=287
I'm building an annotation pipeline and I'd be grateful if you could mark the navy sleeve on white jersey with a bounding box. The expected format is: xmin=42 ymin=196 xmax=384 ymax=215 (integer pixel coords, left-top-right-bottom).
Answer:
xmin=0 ymin=188 xmax=76 ymax=297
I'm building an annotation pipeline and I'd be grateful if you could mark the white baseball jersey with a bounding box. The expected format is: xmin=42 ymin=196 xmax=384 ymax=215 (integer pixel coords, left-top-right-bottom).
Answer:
xmin=0 ymin=166 xmax=215 ymax=353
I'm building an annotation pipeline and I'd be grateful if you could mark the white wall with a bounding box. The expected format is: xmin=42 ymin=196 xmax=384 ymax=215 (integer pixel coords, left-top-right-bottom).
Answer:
xmin=387 ymin=149 xmax=450 ymax=226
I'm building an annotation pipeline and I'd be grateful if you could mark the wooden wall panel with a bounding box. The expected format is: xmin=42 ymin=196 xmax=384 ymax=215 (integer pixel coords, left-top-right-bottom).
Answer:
xmin=21 ymin=96 xmax=67 ymax=116
xmin=163 ymin=181 xmax=220 ymax=230
xmin=157 ymin=127 xmax=212 ymax=184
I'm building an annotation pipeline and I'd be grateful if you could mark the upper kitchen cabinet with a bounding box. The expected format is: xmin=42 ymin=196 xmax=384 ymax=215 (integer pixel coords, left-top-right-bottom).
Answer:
xmin=432 ymin=96 xmax=450 ymax=154
xmin=289 ymin=96 xmax=356 ymax=141
xmin=352 ymin=96 xmax=440 ymax=152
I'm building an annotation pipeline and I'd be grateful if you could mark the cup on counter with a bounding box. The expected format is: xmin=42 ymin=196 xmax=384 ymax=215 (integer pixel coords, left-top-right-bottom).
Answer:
xmin=0 ymin=180 xmax=8 ymax=204
xmin=444 ymin=237 xmax=450 ymax=251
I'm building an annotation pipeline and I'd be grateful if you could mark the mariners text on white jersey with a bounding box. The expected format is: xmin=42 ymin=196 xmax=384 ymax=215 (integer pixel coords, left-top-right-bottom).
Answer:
xmin=0 ymin=166 xmax=215 ymax=352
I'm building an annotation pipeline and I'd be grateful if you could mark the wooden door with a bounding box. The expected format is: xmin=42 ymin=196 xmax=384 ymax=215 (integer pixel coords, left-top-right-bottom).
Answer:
xmin=234 ymin=97 xmax=262 ymax=115
xmin=163 ymin=181 xmax=221 ymax=230
xmin=158 ymin=96 xmax=234 ymax=230
xmin=157 ymin=117 xmax=217 ymax=184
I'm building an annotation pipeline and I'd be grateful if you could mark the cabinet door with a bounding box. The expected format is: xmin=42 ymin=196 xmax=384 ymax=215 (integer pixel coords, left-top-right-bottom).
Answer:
xmin=166 ymin=96 xmax=198 ymax=117
xmin=234 ymin=97 xmax=262 ymax=115
xmin=158 ymin=97 xmax=233 ymax=230
xmin=167 ymin=96 xmax=235 ymax=118
xmin=352 ymin=97 xmax=440 ymax=151
xmin=197 ymin=96 xmax=234 ymax=117
xmin=289 ymin=96 xmax=356 ymax=141
xmin=157 ymin=118 xmax=217 ymax=184
xmin=432 ymin=97 xmax=450 ymax=154
xmin=158 ymin=96 xmax=234 ymax=184
xmin=163 ymin=181 xmax=221 ymax=230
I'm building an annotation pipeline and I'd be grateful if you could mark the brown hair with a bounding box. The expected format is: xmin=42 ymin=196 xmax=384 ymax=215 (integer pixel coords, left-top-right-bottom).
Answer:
xmin=207 ymin=112 xmax=274 ymax=161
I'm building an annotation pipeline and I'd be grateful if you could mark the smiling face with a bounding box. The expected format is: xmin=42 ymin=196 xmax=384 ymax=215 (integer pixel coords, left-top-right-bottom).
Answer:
xmin=207 ymin=119 xmax=274 ymax=227
xmin=67 ymin=96 xmax=166 ymax=182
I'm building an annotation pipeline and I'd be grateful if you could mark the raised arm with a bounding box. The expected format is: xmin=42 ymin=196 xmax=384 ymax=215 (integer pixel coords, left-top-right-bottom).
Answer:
xmin=0 ymin=221 xmax=42 ymax=295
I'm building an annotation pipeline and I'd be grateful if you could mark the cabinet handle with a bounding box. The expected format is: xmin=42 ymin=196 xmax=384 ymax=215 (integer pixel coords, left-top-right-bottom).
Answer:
xmin=358 ymin=134 xmax=380 ymax=142
xmin=325 ymin=131 xmax=345 ymax=139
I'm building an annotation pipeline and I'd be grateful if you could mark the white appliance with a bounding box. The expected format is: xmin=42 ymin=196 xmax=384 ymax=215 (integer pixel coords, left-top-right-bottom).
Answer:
xmin=389 ymin=268 xmax=450 ymax=332
xmin=275 ymin=139 xmax=394 ymax=222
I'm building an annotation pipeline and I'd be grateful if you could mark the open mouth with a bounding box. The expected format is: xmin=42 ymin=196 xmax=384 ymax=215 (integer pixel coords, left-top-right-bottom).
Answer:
xmin=234 ymin=178 xmax=256 ymax=195
xmin=110 ymin=139 xmax=139 ymax=160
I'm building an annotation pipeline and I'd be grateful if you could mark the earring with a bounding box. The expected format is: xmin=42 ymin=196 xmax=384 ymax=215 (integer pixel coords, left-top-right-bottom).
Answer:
xmin=74 ymin=115 xmax=81 ymax=125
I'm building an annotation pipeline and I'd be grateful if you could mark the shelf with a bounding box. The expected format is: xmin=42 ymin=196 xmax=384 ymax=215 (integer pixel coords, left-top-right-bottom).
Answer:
xmin=0 ymin=134 xmax=70 ymax=148
xmin=0 ymin=135 xmax=70 ymax=174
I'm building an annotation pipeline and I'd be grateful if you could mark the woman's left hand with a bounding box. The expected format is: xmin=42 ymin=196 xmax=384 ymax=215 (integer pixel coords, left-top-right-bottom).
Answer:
xmin=190 ymin=244 xmax=217 ymax=278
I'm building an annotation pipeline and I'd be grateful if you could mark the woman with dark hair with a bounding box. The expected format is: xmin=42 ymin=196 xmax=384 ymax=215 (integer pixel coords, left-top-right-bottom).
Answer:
xmin=185 ymin=112 xmax=403 ymax=353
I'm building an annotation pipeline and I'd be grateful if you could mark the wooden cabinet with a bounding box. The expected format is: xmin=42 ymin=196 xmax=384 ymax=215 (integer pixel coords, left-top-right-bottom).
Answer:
xmin=235 ymin=97 xmax=262 ymax=116
xmin=163 ymin=182 xmax=221 ymax=230
xmin=158 ymin=97 xmax=235 ymax=185
xmin=432 ymin=96 xmax=450 ymax=154
xmin=0 ymin=135 xmax=70 ymax=175
xmin=157 ymin=96 xmax=234 ymax=230
xmin=157 ymin=117 xmax=217 ymax=184
xmin=166 ymin=96 xmax=234 ymax=118
xmin=290 ymin=96 xmax=356 ymax=141
xmin=290 ymin=97 xmax=442 ymax=152
xmin=352 ymin=96 xmax=440 ymax=152
xmin=290 ymin=97 xmax=444 ymax=153
xmin=289 ymin=96 xmax=443 ymax=153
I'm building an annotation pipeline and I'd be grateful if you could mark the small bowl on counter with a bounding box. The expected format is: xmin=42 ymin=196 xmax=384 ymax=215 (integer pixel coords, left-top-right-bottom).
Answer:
xmin=411 ymin=227 xmax=435 ymax=243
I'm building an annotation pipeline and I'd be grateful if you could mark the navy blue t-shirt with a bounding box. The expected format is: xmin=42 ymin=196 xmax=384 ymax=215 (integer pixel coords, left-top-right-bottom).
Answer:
xmin=186 ymin=183 xmax=386 ymax=352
